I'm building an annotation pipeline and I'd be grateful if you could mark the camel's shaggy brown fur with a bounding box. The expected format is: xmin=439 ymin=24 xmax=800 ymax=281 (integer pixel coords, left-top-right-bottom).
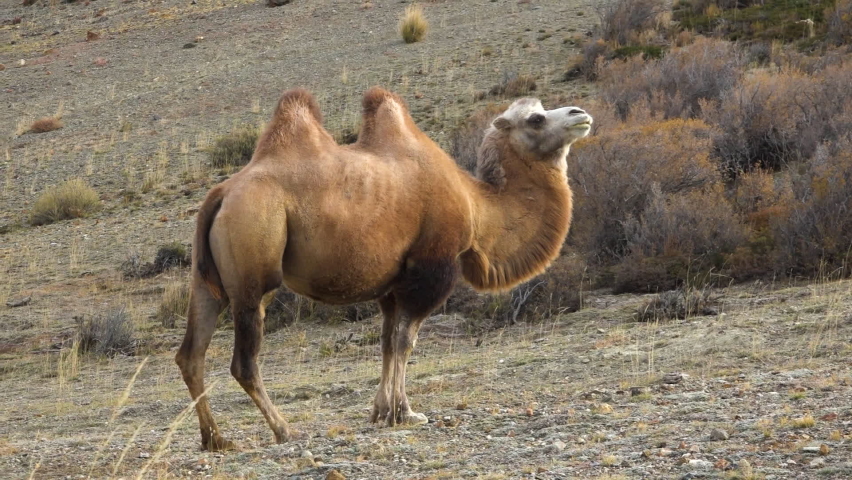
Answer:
xmin=176 ymin=86 xmax=592 ymax=451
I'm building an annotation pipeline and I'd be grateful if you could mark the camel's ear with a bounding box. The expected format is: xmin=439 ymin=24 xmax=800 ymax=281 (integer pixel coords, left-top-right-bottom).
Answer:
xmin=492 ymin=115 xmax=511 ymax=131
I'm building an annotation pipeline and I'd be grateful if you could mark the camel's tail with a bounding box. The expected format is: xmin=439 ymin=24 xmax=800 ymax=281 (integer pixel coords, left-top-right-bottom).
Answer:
xmin=194 ymin=186 xmax=225 ymax=299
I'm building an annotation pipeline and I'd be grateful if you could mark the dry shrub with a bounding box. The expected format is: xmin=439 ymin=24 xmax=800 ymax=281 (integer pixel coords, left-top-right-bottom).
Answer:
xmin=158 ymin=282 xmax=190 ymax=328
xmin=594 ymin=0 xmax=667 ymax=46
xmin=121 ymin=242 xmax=191 ymax=279
xmin=568 ymin=114 xmax=722 ymax=265
xmin=571 ymin=39 xmax=610 ymax=81
xmin=704 ymin=61 xmax=852 ymax=176
xmin=489 ymin=73 xmax=537 ymax=98
xmin=773 ymin=136 xmax=852 ymax=277
xmin=30 ymin=178 xmax=101 ymax=226
xmin=78 ymin=308 xmax=135 ymax=357
xmin=826 ymin=0 xmax=852 ymax=46
xmin=399 ymin=4 xmax=428 ymax=44
xmin=28 ymin=116 xmax=63 ymax=134
xmin=635 ymin=286 xmax=716 ymax=321
xmin=207 ymin=125 xmax=258 ymax=168
xmin=616 ymin=185 xmax=746 ymax=292
xmin=449 ymin=103 xmax=508 ymax=173
xmin=600 ymin=36 xmax=744 ymax=120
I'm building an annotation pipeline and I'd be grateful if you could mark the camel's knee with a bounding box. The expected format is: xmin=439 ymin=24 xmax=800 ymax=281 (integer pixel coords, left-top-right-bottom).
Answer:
xmin=230 ymin=357 xmax=259 ymax=386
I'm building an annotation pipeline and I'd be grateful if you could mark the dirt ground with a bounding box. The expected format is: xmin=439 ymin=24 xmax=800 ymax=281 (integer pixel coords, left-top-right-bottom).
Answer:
xmin=1 ymin=0 xmax=851 ymax=479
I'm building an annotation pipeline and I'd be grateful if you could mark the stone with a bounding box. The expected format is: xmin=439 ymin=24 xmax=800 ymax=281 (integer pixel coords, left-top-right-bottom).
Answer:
xmin=267 ymin=0 xmax=292 ymax=6
xmin=664 ymin=372 xmax=686 ymax=384
xmin=709 ymin=428 xmax=729 ymax=441
xmin=549 ymin=440 xmax=566 ymax=452
xmin=326 ymin=470 xmax=345 ymax=480
xmin=810 ymin=458 xmax=826 ymax=468
xmin=688 ymin=459 xmax=713 ymax=470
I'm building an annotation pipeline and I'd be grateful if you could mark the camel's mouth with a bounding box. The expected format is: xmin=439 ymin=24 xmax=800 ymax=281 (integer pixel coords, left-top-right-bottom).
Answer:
xmin=570 ymin=121 xmax=591 ymax=129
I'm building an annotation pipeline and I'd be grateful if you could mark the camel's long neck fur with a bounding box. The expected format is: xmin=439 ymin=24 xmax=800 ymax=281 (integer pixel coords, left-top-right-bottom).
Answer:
xmin=461 ymin=135 xmax=573 ymax=292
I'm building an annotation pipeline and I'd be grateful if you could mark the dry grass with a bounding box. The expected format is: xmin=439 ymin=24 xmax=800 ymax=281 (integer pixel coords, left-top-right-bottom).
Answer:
xmin=27 ymin=116 xmax=64 ymax=134
xmin=399 ymin=4 xmax=428 ymax=44
xmin=29 ymin=178 xmax=101 ymax=226
xmin=77 ymin=308 xmax=136 ymax=357
xmin=157 ymin=281 xmax=190 ymax=328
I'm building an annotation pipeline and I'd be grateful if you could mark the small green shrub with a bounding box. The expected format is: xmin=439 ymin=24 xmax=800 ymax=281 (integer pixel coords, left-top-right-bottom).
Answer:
xmin=399 ymin=4 xmax=428 ymax=44
xmin=207 ymin=125 xmax=259 ymax=168
xmin=30 ymin=178 xmax=101 ymax=226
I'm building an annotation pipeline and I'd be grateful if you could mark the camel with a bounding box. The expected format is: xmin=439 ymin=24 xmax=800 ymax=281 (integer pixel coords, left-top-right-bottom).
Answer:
xmin=175 ymin=86 xmax=592 ymax=451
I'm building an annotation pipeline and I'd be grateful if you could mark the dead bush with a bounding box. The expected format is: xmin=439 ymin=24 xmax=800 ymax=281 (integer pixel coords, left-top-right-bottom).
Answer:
xmin=594 ymin=0 xmax=667 ymax=46
xmin=568 ymin=115 xmax=722 ymax=265
xmin=121 ymin=242 xmax=191 ymax=279
xmin=449 ymin=103 xmax=508 ymax=174
xmin=158 ymin=282 xmax=190 ymax=328
xmin=773 ymin=136 xmax=852 ymax=277
xmin=77 ymin=308 xmax=135 ymax=357
xmin=207 ymin=125 xmax=259 ymax=168
xmin=635 ymin=286 xmax=717 ymax=321
xmin=236 ymin=288 xmax=380 ymax=334
xmin=600 ymin=36 xmax=744 ymax=120
xmin=489 ymin=73 xmax=537 ymax=98
xmin=30 ymin=178 xmax=101 ymax=226
xmin=27 ymin=116 xmax=63 ymax=134
xmin=615 ymin=185 xmax=747 ymax=292
xmin=704 ymin=62 xmax=852 ymax=176
xmin=826 ymin=0 xmax=852 ymax=46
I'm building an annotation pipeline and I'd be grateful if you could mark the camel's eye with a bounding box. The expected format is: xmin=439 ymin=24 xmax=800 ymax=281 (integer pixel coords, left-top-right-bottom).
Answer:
xmin=527 ymin=113 xmax=545 ymax=126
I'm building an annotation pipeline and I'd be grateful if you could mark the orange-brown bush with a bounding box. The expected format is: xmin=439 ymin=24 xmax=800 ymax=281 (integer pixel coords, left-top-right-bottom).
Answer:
xmin=599 ymin=36 xmax=744 ymax=120
xmin=28 ymin=116 xmax=64 ymax=134
xmin=568 ymin=113 xmax=723 ymax=266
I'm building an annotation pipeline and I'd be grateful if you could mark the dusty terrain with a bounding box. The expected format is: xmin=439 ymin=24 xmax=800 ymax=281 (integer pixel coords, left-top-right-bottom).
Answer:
xmin=1 ymin=0 xmax=851 ymax=479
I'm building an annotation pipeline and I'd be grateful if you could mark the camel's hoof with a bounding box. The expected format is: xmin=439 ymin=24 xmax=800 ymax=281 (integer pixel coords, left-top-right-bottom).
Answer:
xmin=203 ymin=436 xmax=237 ymax=452
xmin=388 ymin=410 xmax=429 ymax=427
xmin=275 ymin=428 xmax=307 ymax=443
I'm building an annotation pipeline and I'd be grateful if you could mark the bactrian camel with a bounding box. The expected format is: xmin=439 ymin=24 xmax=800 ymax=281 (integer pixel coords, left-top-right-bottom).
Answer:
xmin=176 ymin=86 xmax=593 ymax=450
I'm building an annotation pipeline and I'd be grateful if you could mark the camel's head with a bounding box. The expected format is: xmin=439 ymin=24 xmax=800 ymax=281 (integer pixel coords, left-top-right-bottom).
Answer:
xmin=491 ymin=97 xmax=592 ymax=159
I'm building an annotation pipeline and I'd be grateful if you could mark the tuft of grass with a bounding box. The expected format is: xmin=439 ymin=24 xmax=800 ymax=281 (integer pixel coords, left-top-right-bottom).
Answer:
xmin=792 ymin=413 xmax=815 ymax=428
xmin=30 ymin=178 xmax=101 ymax=226
xmin=158 ymin=281 xmax=190 ymax=328
xmin=27 ymin=116 xmax=64 ymax=134
xmin=399 ymin=4 xmax=429 ymax=44
xmin=77 ymin=308 xmax=135 ymax=357
xmin=206 ymin=125 xmax=258 ymax=168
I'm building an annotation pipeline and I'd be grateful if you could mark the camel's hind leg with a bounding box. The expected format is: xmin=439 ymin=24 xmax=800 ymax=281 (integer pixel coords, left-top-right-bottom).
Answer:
xmin=229 ymin=291 xmax=294 ymax=444
xmin=175 ymin=278 xmax=234 ymax=451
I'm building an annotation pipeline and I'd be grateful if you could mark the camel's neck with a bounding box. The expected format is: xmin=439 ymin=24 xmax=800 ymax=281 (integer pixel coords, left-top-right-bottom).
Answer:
xmin=461 ymin=145 xmax=573 ymax=292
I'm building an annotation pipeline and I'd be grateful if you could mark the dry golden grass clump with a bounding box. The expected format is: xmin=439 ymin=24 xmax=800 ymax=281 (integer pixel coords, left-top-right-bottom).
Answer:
xmin=77 ymin=308 xmax=135 ymax=357
xmin=30 ymin=178 xmax=101 ymax=226
xmin=27 ymin=116 xmax=64 ymax=134
xmin=399 ymin=4 xmax=428 ymax=44
xmin=207 ymin=125 xmax=259 ymax=168
xmin=158 ymin=281 xmax=190 ymax=328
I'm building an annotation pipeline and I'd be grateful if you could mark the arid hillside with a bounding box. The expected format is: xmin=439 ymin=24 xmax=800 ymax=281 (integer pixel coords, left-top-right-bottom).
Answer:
xmin=1 ymin=0 xmax=851 ymax=479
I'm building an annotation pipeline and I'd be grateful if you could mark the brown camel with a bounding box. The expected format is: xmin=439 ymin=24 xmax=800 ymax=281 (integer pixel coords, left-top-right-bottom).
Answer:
xmin=175 ymin=86 xmax=592 ymax=451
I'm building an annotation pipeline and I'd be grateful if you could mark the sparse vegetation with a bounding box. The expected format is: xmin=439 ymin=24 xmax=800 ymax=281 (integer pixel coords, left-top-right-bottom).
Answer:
xmin=399 ymin=4 xmax=428 ymax=44
xmin=29 ymin=178 xmax=101 ymax=226
xmin=636 ymin=286 xmax=716 ymax=321
xmin=120 ymin=242 xmax=191 ymax=279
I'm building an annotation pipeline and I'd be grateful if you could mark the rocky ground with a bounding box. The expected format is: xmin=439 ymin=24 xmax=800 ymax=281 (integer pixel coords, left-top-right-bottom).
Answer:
xmin=1 ymin=0 xmax=851 ymax=479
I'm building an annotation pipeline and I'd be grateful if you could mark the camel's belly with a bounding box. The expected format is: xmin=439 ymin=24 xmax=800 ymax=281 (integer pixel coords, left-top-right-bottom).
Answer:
xmin=280 ymin=246 xmax=403 ymax=305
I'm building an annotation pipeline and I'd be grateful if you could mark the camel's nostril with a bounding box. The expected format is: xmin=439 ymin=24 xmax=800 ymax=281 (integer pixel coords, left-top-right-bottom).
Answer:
xmin=569 ymin=108 xmax=584 ymax=115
